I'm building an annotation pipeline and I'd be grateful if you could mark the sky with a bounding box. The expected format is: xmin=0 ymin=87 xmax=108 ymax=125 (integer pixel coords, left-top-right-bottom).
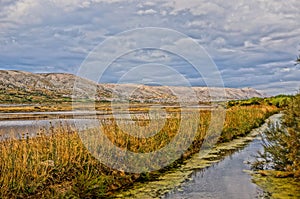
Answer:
xmin=0 ymin=0 xmax=299 ymax=95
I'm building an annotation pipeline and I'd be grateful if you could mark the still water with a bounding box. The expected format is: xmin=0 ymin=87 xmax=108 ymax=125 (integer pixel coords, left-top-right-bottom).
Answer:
xmin=0 ymin=110 xmax=169 ymax=139
xmin=164 ymin=138 xmax=265 ymax=199
xmin=162 ymin=115 xmax=284 ymax=199
xmin=0 ymin=118 xmax=94 ymax=140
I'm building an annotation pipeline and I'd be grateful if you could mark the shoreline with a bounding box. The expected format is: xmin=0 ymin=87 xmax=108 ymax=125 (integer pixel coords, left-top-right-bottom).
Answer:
xmin=112 ymin=114 xmax=282 ymax=198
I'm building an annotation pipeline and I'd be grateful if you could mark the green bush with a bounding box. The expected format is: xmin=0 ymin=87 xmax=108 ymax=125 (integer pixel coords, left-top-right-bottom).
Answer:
xmin=253 ymin=94 xmax=300 ymax=178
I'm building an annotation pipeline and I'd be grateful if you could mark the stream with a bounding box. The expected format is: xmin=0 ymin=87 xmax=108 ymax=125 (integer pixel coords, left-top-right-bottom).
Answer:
xmin=163 ymin=137 xmax=265 ymax=198
xmin=164 ymin=114 xmax=282 ymax=199
xmin=113 ymin=114 xmax=282 ymax=199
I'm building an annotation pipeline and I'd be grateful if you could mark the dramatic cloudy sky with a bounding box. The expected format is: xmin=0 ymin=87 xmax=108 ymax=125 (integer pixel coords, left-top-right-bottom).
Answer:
xmin=0 ymin=0 xmax=299 ymax=95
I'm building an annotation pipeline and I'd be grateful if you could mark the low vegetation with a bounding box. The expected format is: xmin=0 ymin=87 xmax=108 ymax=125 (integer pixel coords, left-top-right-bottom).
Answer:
xmin=253 ymin=94 xmax=300 ymax=178
xmin=0 ymin=103 xmax=278 ymax=198
xmin=227 ymin=95 xmax=292 ymax=108
xmin=0 ymin=89 xmax=72 ymax=104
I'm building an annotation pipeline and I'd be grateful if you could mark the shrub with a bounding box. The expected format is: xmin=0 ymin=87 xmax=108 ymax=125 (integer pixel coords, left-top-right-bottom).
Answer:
xmin=253 ymin=94 xmax=300 ymax=178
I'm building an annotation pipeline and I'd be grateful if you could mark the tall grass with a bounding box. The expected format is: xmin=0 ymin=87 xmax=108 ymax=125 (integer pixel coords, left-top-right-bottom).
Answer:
xmin=0 ymin=128 xmax=109 ymax=198
xmin=0 ymin=105 xmax=278 ymax=198
xmin=220 ymin=105 xmax=277 ymax=142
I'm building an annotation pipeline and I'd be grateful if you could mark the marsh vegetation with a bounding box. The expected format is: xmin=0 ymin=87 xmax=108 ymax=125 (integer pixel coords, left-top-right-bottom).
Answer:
xmin=250 ymin=94 xmax=300 ymax=198
xmin=252 ymin=94 xmax=300 ymax=176
xmin=0 ymin=103 xmax=278 ymax=198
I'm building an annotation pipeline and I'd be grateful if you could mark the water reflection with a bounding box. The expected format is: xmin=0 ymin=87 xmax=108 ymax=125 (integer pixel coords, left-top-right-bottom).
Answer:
xmin=0 ymin=111 xmax=174 ymax=140
xmin=164 ymin=138 xmax=266 ymax=199
xmin=0 ymin=119 xmax=94 ymax=140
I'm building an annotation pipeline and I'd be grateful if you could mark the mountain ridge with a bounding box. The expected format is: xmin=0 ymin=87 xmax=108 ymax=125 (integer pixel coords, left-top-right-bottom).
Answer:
xmin=0 ymin=70 xmax=264 ymax=103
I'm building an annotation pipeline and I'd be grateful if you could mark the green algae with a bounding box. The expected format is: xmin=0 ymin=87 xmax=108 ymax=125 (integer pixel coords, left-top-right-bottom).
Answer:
xmin=252 ymin=173 xmax=300 ymax=199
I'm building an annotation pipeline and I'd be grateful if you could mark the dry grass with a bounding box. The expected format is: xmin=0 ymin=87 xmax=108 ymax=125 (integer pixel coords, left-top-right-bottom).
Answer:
xmin=0 ymin=102 xmax=158 ymax=113
xmin=0 ymin=105 xmax=278 ymax=198
xmin=220 ymin=105 xmax=278 ymax=142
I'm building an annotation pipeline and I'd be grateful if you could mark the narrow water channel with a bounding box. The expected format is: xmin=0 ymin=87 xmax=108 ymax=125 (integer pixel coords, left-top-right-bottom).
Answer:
xmin=163 ymin=115 xmax=284 ymax=199
xmin=113 ymin=114 xmax=281 ymax=199
xmin=163 ymin=137 xmax=265 ymax=199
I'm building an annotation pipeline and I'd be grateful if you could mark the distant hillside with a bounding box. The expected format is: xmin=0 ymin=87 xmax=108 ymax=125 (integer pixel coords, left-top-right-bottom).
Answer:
xmin=0 ymin=70 xmax=264 ymax=103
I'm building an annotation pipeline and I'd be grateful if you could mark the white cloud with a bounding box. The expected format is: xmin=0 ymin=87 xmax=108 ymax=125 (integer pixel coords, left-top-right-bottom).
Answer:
xmin=137 ymin=1 xmax=156 ymax=8
xmin=0 ymin=0 xmax=299 ymax=95
xmin=137 ymin=9 xmax=157 ymax=15
xmin=256 ymin=81 xmax=300 ymax=96
xmin=244 ymin=41 xmax=256 ymax=48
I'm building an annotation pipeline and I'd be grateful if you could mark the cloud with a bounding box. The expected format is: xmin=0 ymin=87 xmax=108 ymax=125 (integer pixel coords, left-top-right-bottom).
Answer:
xmin=137 ymin=9 xmax=157 ymax=15
xmin=256 ymin=81 xmax=300 ymax=96
xmin=0 ymin=0 xmax=299 ymax=95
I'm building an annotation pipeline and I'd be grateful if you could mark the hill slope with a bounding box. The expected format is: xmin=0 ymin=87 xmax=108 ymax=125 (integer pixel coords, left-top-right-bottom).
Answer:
xmin=0 ymin=70 xmax=264 ymax=103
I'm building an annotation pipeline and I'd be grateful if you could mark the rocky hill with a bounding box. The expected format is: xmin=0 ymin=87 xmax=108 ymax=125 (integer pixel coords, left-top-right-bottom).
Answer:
xmin=0 ymin=70 xmax=264 ymax=103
